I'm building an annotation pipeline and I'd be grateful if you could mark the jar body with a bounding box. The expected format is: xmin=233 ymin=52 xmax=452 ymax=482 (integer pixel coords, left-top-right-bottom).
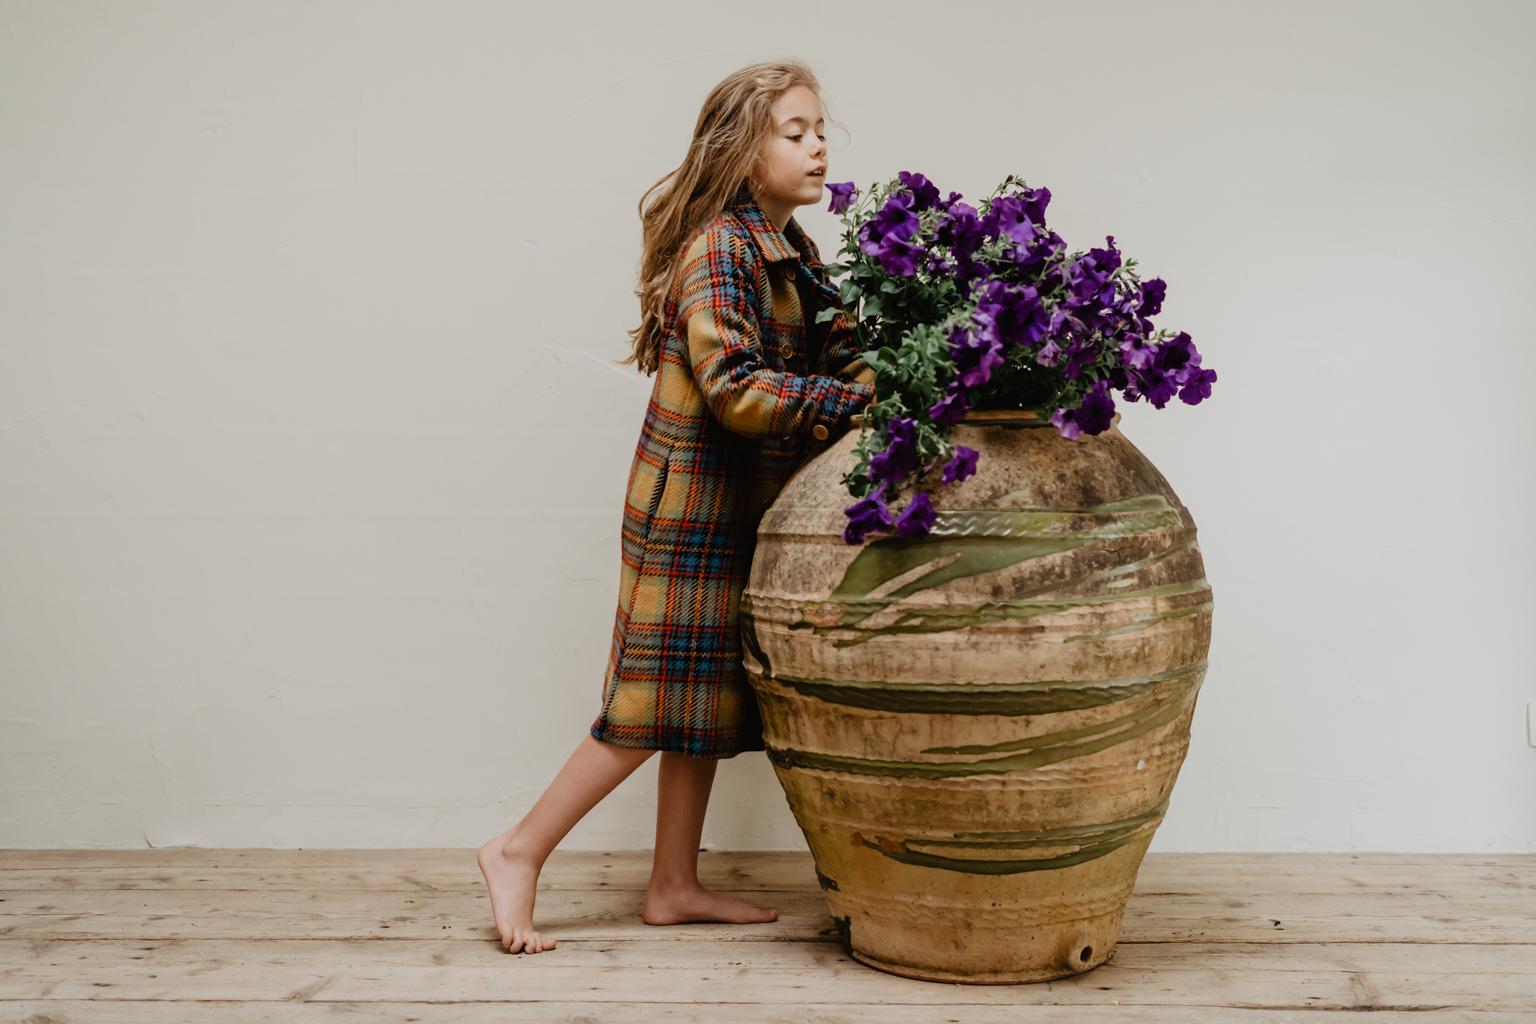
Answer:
xmin=741 ymin=409 xmax=1213 ymax=983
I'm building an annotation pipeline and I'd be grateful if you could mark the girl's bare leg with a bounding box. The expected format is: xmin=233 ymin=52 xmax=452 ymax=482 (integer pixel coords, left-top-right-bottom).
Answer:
xmin=477 ymin=733 xmax=655 ymax=953
xmin=639 ymin=751 xmax=779 ymax=925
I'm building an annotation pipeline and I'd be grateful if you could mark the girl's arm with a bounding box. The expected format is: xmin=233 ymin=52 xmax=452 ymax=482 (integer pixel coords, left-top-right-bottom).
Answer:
xmin=821 ymin=308 xmax=876 ymax=387
xmin=797 ymin=232 xmax=875 ymax=387
xmin=678 ymin=227 xmax=873 ymax=439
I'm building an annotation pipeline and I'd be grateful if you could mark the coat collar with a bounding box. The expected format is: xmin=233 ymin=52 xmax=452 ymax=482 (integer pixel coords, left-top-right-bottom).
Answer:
xmin=729 ymin=181 xmax=824 ymax=269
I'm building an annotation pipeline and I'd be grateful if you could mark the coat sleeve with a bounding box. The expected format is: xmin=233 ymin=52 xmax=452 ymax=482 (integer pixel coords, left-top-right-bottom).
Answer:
xmin=822 ymin=308 xmax=876 ymax=387
xmin=797 ymin=232 xmax=874 ymax=387
xmin=677 ymin=227 xmax=874 ymax=439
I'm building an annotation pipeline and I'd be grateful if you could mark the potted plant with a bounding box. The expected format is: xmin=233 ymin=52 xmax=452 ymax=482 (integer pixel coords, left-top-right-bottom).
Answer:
xmin=740 ymin=171 xmax=1217 ymax=984
xmin=819 ymin=172 xmax=1215 ymax=543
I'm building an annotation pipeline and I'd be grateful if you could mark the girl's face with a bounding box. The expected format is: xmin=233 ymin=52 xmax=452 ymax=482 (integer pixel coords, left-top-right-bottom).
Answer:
xmin=749 ymin=85 xmax=828 ymax=227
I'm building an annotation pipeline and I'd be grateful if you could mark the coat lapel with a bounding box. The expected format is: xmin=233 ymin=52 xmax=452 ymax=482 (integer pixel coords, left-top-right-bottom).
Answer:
xmin=728 ymin=182 xmax=844 ymax=312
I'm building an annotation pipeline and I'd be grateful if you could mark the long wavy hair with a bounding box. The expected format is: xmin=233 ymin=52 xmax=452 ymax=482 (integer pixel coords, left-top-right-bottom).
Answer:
xmin=617 ymin=60 xmax=839 ymax=376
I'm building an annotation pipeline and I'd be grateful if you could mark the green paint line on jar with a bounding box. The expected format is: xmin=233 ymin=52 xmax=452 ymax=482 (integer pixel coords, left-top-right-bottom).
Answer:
xmin=765 ymin=661 xmax=1207 ymax=716
xmin=831 ymin=535 xmax=1081 ymax=612
xmin=874 ymin=582 xmax=1209 ymax=638
xmin=1061 ymin=601 xmax=1213 ymax=643
xmin=992 ymin=493 xmax=1176 ymax=514
xmin=822 ymin=578 xmax=1213 ymax=649
xmin=923 ymin=505 xmax=1184 ymax=541
xmin=923 ymin=670 xmax=1201 ymax=755
xmin=784 ymin=534 xmax=1195 ymax=630
xmin=949 ymin=795 xmax=1172 ymax=842
xmin=854 ymin=798 xmax=1169 ymax=875
xmin=827 ymin=508 xmax=1189 ymax=632
xmin=832 ymin=498 xmax=1182 ymax=598
xmin=765 ymin=673 xmax=1201 ymax=779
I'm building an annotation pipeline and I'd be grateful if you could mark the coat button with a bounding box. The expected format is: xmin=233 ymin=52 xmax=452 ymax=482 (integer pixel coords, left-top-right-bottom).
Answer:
xmin=778 ymin=341 xmax=795 ymax=359
xmin=811 ymin=423 xmax=829 ymax=441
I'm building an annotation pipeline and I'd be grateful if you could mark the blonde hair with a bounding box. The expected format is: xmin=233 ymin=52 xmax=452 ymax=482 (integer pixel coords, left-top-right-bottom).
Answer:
xmin=617 ymin=59 xmax=839 ymax=376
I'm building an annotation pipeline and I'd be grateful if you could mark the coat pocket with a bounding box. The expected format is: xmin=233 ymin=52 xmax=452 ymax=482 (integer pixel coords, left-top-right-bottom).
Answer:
xmin=621 ymin=448 xmax=672 ymax=573
xmin=639 ymin=447 xmax=691 ymax=570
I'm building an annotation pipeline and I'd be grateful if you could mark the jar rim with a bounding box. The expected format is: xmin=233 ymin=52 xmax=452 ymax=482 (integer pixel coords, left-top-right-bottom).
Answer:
xmin=851 ymin=408 xmax=1052 ymax=427
xmin=849 ymin=408 xmax=1122 ymax=428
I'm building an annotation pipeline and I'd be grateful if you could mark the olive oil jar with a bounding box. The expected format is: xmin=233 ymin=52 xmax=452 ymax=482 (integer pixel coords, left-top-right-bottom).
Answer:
xmin=740 ymin=408 xmax=1213 ymax=983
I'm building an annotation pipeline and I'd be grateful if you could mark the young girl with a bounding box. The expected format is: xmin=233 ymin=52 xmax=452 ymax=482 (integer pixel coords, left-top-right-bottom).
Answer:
xmin=476 ymin=60 xmax=875 ymax=955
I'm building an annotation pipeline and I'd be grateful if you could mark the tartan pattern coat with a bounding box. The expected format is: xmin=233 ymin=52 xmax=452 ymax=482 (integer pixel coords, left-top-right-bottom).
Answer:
xmin=589 ymin=182 xmax=876 ymax=758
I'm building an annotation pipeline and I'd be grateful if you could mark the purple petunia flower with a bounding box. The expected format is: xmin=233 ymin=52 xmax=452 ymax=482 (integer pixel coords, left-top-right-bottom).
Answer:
xmin=857 ymin=191 xmax=925 ymax=276
xmin=1063 ymin=339 xmax=1097 ymax=380
xmin=933 ymin=201 xmax=984 ymax=262
xmin=843 ymin=483 xmax=893 ymax=544
xmin=1137 ymin=278 xmax=1167 ymax=317
xmin=1063 ymin=236 xmax=1122 ymax=308
xmin=826 ymin=180 xmax=858 ymax=215
xmin=865 ymin=191 xmax=920 ymax=242
xmin=1017 ymin=184 xmax=1052 ymax=225
xmin=1077 ymin=381 xmax=1117 ymax=434
xmin=927 ymin=381 xmax=970 ymax=427
xmin=1178 ymin=366 xmax=1217 ymax=405
xmin=897 ymin=170 xmax=941 ymax=211
xmin=947 ymin=326 xmax=1006 ymax=390
xmin=871 ymin=233 xmax=925 ymax=276
xmin=1124 ymin=330 xmax=1211 ymax=409
xmin=1051 ymin=381 xmax=1117 ymax=439
xmin=972 ymin=279 xmax=1051 ymax=351
xmin=1118 ymin=332 xmax=1156 ymax=370
xmin=979 ymin=194 xmax=1041 ymax=246
xmin=892 ymin=491 xmax=937 ymax=539
xmin=935 ymin=189 xmax=966 ymax=215
xmin=1151 ymin=330 xmax=1198 ymax=377
xmin=1138 ymin=372 xmax=1180 ymax=409
xmin=867 ymin=416 xmax=920 ymax=486
xmin=941 ymin=445 xmax=979 ymax=485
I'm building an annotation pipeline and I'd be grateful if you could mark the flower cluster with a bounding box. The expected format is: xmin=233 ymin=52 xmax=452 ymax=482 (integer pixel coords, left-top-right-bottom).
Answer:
xmin=821 ymin=172 xmax=1216 ymax=544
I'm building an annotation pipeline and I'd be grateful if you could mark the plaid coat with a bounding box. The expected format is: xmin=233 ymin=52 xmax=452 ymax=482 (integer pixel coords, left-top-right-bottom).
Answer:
xmin=589 ymin=182 xmax=875 ymax=758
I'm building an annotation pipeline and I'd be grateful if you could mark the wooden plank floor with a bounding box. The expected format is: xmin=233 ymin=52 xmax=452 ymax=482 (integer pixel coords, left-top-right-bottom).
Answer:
xmin=1 ymin=849 xmax=1532 ymax=1021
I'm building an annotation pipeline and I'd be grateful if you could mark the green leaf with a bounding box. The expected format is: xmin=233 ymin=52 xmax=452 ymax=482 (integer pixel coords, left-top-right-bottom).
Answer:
xmin=815 ymin=306 xmax=840 ymax=324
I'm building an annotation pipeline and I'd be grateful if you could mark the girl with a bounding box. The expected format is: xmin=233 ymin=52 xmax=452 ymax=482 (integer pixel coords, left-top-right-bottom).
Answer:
xmin=476 ymin=60 xmax=875 ymax=955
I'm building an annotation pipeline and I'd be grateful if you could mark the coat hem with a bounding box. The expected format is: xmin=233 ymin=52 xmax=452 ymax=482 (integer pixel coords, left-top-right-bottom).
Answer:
xmin=588 ymin=719 xmax=765 ymax=760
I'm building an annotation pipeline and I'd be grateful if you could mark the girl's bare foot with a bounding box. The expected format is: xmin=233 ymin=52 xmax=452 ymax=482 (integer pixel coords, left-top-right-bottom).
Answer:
xmin=476 ymin=828 xmax=557 ymax=953
xmin=640 ymin=881 xmax=780 ymax=926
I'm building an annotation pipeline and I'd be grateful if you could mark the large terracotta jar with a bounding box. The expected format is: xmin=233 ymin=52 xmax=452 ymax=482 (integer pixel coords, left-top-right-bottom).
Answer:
xmin=740 ymin=408 xmax=1213 ymax=984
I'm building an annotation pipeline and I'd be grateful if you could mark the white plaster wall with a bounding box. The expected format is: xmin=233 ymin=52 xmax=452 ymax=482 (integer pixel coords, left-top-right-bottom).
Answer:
xmin=2 ymin=0 xmax=1532 ymax=852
